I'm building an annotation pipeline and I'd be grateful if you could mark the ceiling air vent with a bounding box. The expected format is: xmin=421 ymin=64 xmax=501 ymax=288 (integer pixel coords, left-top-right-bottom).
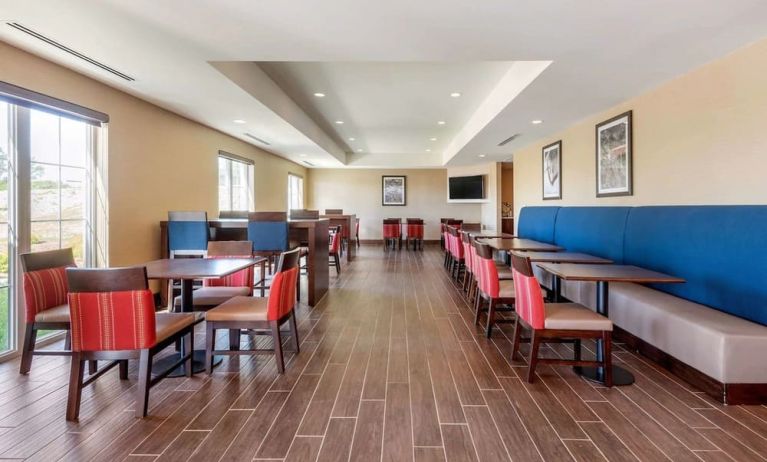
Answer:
xmin=302 ymin=160 xmax=315 ymax=167
xmin=498 ymin=133 xmax=520 ymax=147
xmin=244 ymin=133 xmax=270 ymax=145
xmin=6 ymin=22 xmax=135 ymax=81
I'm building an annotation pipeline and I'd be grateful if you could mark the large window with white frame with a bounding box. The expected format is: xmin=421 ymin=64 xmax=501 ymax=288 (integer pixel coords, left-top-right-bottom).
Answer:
xmin=0 ymin=85 xmax=106 ymax=361
xmin=218 ymin=152 xmax=254 ymax=213
xmin=288 ymin=173 xmax=303 ymax=211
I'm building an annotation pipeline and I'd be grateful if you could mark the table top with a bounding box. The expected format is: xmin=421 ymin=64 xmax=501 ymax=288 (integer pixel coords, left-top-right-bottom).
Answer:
xmin=535 ymin=263 xmax=685 ymax=283
xmin=514 ymin=251 xmax=612 ymax=264
xmin=472 ymin=233 xmax=515 ymax=239
xmin=144 ymin=257 xmax=265 ymax=279
xmin=479 ymin=238 xmax=563 ymax=252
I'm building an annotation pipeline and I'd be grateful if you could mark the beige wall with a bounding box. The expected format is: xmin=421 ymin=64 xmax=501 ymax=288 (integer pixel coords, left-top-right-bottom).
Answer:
xmin=513 ymin=37 xmax=767 ymax=226
xmin=307 ymin=169 xmax=482 ymax=240
xmin=501 ymin=164 xmax=513 ymax=214
xmin=0 ymin=41 xmax=306 ymax=267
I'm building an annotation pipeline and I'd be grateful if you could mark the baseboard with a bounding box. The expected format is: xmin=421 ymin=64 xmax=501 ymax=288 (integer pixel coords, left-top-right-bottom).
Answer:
xmin=358 ymin=239 xmax=439 ymax=245
xmin=614 ymin=326 xmax=767 ymax=405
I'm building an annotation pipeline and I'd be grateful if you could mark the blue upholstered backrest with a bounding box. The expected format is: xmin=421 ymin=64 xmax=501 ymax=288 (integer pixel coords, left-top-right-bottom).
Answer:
xmin=517 ymin=207 xmax=560 ymax=243
xmin=247 ymin=221 xmax=289 ymax=252
xmin=623 ymin=206 xmax=767 ymax=326
xmin=553 ymin=207 xmax=631 ymax=263
xmin=168 ymin=221 xmax=209 ymax=252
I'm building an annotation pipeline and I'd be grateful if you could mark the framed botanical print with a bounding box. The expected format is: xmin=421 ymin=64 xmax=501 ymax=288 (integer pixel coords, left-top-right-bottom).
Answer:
xmin=542 ymin=140 xmax=562 ymax=200
xmin=382 ymin=175 xmax=406 ymax=206
xmin=596 ymin=110 xmax=633 ymax=197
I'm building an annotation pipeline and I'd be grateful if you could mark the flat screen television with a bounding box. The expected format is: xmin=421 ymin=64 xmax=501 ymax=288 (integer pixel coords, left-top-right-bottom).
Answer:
xmin=449 ymin=175 xmax=485 ymax=200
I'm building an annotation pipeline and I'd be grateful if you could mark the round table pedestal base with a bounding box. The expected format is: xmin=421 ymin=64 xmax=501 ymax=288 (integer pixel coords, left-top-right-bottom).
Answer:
xmin=154 ymin=350 xmax=223 ymax=378
xmin=574 ymin=365 xmax=634 ymax=386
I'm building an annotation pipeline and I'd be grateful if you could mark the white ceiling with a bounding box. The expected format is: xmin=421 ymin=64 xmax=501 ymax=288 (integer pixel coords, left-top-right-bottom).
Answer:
xmin=1 ymin=0 xmax=766 ymax=168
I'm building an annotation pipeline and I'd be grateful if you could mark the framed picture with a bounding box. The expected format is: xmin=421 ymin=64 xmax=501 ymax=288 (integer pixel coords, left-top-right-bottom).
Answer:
xmin=596 ymin=110 xmax=633 ymax=197
xmin=382 ymin=175 xmax=406 ymax=206
xmin=542 ymin=140 xmax=562 ymax=200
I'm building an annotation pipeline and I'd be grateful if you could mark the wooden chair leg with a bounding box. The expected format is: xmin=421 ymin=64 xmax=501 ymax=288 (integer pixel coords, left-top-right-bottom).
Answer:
xmin=510 ymin=319 xmax=522 ymax=361
xmin=19 ymin=324 xmax=36 ymax=375
xmin=66 ymin=353 xmax=85 ymax=421
xmin=88 ymin=361 xmax=98 ymax=375
xmin=603 ymin=331 xmax=613 ymax=387
xmin=206 ymin=322 xmax=215 ymax=375
xmin=271 ymin=320 xmax=285 ymax=373
xmin=526 ymin=331 xmax=541 ymax=383
xmin=334 ymin=254 xmax=341 ymax=274
xmin=473 ymin=294 xmax=483 ymax=326
xmin=119 ymin=360 xmax=129 ymax=380
xmin=289 ymin=311 xmax=300 ymax=353
xmin=573 ymin=339 xmax=582 ymax=361
xmin=485 ymin=299 xmax=496 ymax=338
xmin=229 ymin=328 xmax=240 ymax=351
xmin=64 ymin=331 xmax=71 ymax=351
xmin=136 ymin=349 xmax=152 ymax=418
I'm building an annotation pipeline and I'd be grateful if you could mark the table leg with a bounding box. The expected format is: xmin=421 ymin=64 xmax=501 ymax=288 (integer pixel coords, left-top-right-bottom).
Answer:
xmin=153 ymin=279 xmax=221 ymax=377
xmin=574 ymin=281 xmax=634 ymax=386
xmin=551 ymin=275 xmax=562 ymax=303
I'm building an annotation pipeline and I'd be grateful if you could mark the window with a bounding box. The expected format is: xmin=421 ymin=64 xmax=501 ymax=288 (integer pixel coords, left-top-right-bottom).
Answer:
xmin=0 ymin=91 xmax=105 ymax=359
xmin=218 ymin=153 xmax=254 ymax=212
xmin=288 ymin=173 xmax=303 ymax=211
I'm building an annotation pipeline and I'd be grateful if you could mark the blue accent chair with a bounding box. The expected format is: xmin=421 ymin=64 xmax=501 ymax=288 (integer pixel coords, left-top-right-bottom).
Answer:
xmin=248 ymin=212 xmax=290 ymax=274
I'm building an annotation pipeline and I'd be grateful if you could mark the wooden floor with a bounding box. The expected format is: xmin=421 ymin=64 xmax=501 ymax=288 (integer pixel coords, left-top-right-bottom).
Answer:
xmin=2 ymin=245 xmax=767 ymax=461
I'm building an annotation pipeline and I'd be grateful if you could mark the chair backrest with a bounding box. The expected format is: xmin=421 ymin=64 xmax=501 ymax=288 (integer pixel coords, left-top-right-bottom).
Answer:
xmin=474 ymin=241 xmax=499 ymax=297
xmin=247 ymin=212 xmax=289 ymax=252
xmin=447 ymin=226 xmax=463 ymax=259
xmin=406 ymin=219 xmax=424 ymax=239
xmin=168 ymin=211 xmax=209 ymax=255
xmin=267 ymin=249 xmax=300 ymax=321
xmin=204 ymin=241 xmax=254 ymax=288
xmin=510 ymin=253 xmax=545 ymax=329
xmin=20 ymin=248 xmax=75 ymax=323
xmin=218 ymin=210 xmax=249 ymax=219
xmin=290 ymin=209 xmax=320 ymax=220
xmin=355 ymin=218 xmax=360 ymax=236
xmin=382 ymin=219 xmax=401 ymax=239
xmin=329 ymin=229 xmax=342 ymax=253
xmin=459 ymin=231 xmax=473 ymax=271
xmin=324 ymin=209 xmax=343 ymax=215
xmin=66 ymin=267 xmax=156 ymax=352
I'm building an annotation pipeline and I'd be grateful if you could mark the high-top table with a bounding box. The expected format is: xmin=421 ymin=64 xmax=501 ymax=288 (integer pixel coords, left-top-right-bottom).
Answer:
xmin=513 ymin=251 xmax=613 ymax=302
xmin=160 ymin=218 xmax=330 ymax=306
xmin=145 ymin=257 xmax=265 ymax=376
xmin=320 ymin=214 xmax=356 ymax=263
xmin=535 ymin=263 xmax=685 ymax=386
xmin=479 ymin=238 xmax=563 ymax=252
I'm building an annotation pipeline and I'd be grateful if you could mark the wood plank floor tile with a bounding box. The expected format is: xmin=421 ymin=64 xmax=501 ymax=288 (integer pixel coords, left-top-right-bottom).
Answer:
xmin=579 ymin=421 xmax=640 ymax=461
xmin=463 ymin=406 xmax=510 ymax=461
xmin=382 ymin=382 xmax=414 ymax=462
xmin=298 ymin=363 xmax=347 ymax=435
xmin=563 ymin=439 xmax=609 ymax=462
xmin=187 ymin=410 xmax=250 ymax=461
xmin=481 ymin=390 xmax=542 ymax=461
xmin=285 ymin=436 xmax=323 ymax=462
xmin=442 ymin=424 xmax=479 ymax=462
xmin=415 ymin=446 xmax=447 ymax=462
xmin=221 ymin=391 xmax=288 ymax=462
xmin=349 ymin=400 xmax=385 ymax=462
xmin=154 ymin=431 xmax=208 ymax=462
xmin=316 ymin=418 xmax=356 ymax=462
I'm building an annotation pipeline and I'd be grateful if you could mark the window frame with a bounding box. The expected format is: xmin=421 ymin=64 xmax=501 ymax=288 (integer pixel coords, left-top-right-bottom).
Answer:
xmin=217 ymin=151 xmax=254 ymax=213
xmin=287 ymin=173 xmax=304 ymax=211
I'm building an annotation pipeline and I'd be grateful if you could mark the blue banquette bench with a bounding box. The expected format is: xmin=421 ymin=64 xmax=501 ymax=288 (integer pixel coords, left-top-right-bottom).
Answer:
xmin=517 ymin=205 xmax=767 ymax=404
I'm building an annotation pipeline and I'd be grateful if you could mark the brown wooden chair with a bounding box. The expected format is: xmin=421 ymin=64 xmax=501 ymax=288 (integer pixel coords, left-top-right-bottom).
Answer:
xmin=65 ymin=266 xmax=200 ymax=420
xmin=510 ymin=253 xmax=613 ymax=385
xmin=204 ymin=249 xmax=301 ymax=374
xmin=405 ymin=218 xmax=424 ymax=251
xmin=383 ymin=218 xmax=401 ymax=251
xmin=18 ymin=248 xmax=91 ymax=375
xmin=329 ymin=226 xmax=342 ymax=274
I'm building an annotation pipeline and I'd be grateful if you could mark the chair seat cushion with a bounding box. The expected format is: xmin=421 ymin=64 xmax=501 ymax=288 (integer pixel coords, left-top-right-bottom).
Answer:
xmin=35 ymin=304 xmax=70 ymax=323
xmin=499 ymin=280 xmax=515 ymax=298
xmin=497 ymin=268 xmax=514 ymax=280
xmin=155 ymin=312 xmax=202 ymax=343
xmin=206 ymin=296 xmax=268 ymax=322
xmin=174 ymin=286 xmax=252 ymax=308
xmin=544 ymin=303 xmax=613 ymax=331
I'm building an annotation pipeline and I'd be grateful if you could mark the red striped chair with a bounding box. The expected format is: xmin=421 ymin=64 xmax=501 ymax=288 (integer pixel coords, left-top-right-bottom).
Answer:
xmin=19 ymin=248 xmax=80 ymax=375
xmin=329 ymin=226 xmax=342 ymax=274
xmin=65 ymin=266 xmax=200 ymax=420
xmin=382 ymin=219 xmax=401 ymax=251
xmin=473 ymin=241 xmax=519 ymax=338
xmin=204 ymin=249 xmax=301 ymax=373
xmin=446 ymin=226 xmax=465 ymax=281
xmin=510 ymin=253 xmax=613 ymax=385
xmin=405 ymin=218 xmax=424 ymax=251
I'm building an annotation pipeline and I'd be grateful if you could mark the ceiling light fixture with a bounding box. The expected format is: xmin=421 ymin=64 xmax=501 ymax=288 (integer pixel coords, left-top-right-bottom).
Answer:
xmin=335 ymin=120 xmax=344 ymax=124
xmin=299 ymin=154 xmax=308 ymax=157
xmin=430 ymin=137 xmax=437 ymax=141
xmin=313 ymin=92 xmax=326 ymax=97
xmin=531 ymin=119 xmax=543 ymax=124
xmin=348 ymin=137 xmax=355 ymax=141
xmin=450 ymin=92 xmax=461 ymax=98
xmin=356 ymin=148 xmax=363 ymax=152
xmin=426 ymin=149 xmax=431 ymax=152
xmin=437 ymin=121 xmax=446 ymax=125
xmin=233 ymin=119 xmax=246 ymax=124
xmin=479 ymin=154 xmax=486 ymax=158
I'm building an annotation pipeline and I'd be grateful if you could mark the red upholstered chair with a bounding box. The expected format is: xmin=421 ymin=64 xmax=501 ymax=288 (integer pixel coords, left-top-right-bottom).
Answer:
xmin=473 ymin=241 xmax=519 ymax=338
xmin=204 ymin=248 xmax=301 ymax=374
xmin=382 ymin=219 xmax=401 ymax=251
xmin=19 ymin=248 xmax=81 ymax=375
xmin=446 ymin=226 xmax=466 ymax=281
xmin=329 ymin=226 xmax=342 ymax=274
xmin=174 ymin=241 xmax=255 ymax=310
xmin=405 ymin=218 xmax=424 ymax=251
xmin=510 ymin=253 xmax=614 ymax=385
xmin=65 ymin=266 xmax=199 ymax=420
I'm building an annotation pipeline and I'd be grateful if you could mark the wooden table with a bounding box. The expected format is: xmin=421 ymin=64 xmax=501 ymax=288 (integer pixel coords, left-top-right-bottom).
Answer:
xmin=145 ymin=257 xmax=265 ymax=376
xmin=514 ymin=251 xmax=612 ymax=301
xmin=320 ymin=214 xmax=356 ymax=263
xmin=479 ymin=238 xmax=563 ymax=252
xmin=160 ymin=218 xmax=330 ymax=306
xmin=536 ymin=263 xmax=685 ymax=386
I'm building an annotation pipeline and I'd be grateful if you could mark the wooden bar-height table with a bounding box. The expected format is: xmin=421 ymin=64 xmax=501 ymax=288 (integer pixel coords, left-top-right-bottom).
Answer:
xmin=536 ymin=263 xmax=685 ymax=386
xmin=513 ymin=251 xmax=613 ymax=302
xmin=320 ymin=214 xmax=356 ymax=263
xmin=145 ymin=257 xmax=265 ymax=376
xmin=160 ymin=218 xmax=330 ymax=306
xmin=479 ymin=238 xmax=564 ymax=252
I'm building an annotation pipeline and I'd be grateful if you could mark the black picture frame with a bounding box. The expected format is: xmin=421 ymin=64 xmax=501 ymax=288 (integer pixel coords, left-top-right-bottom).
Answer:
xmin=596 ymin=110 xmax=633 ymax=197
xmin=382 ymin=175 xmax=406 ymax=206
xmin=542 ymin=140 xmax=562 ymax=200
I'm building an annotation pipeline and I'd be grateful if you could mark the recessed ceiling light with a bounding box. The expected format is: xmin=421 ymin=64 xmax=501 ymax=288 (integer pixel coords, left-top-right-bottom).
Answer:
xmin=430 ymin=137 xmax=437 ymax=141
xmin=478 ymin=154 xmax=486 ymax=158
xmin=356 ymin=148 xmax=363 ymax=152
xmin=348 ymin=137 xmax=356 ymax=141
xmin=450 ymin=92 xmax=461 ymax=98
xmin=531 ymin=119 xmax=543 ymax=124
xmin=426 ymin=149 xmax=431 ymax=152
xmin=335 ymin=120 xmax=344 ymax=124
xmin=437 ymin=121 xmax=446 ymax=125
xmin=233 ymin=119 xmax=246 ymax=124
xmin=313 ymin=92 xmax=326 ymax=97
xmin=299 ymin=154 xmax=308 ymax=157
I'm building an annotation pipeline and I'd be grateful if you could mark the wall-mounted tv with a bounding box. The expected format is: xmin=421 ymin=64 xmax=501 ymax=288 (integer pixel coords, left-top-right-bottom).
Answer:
xmin=449 ymin=175 xmax=485 ymax=200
